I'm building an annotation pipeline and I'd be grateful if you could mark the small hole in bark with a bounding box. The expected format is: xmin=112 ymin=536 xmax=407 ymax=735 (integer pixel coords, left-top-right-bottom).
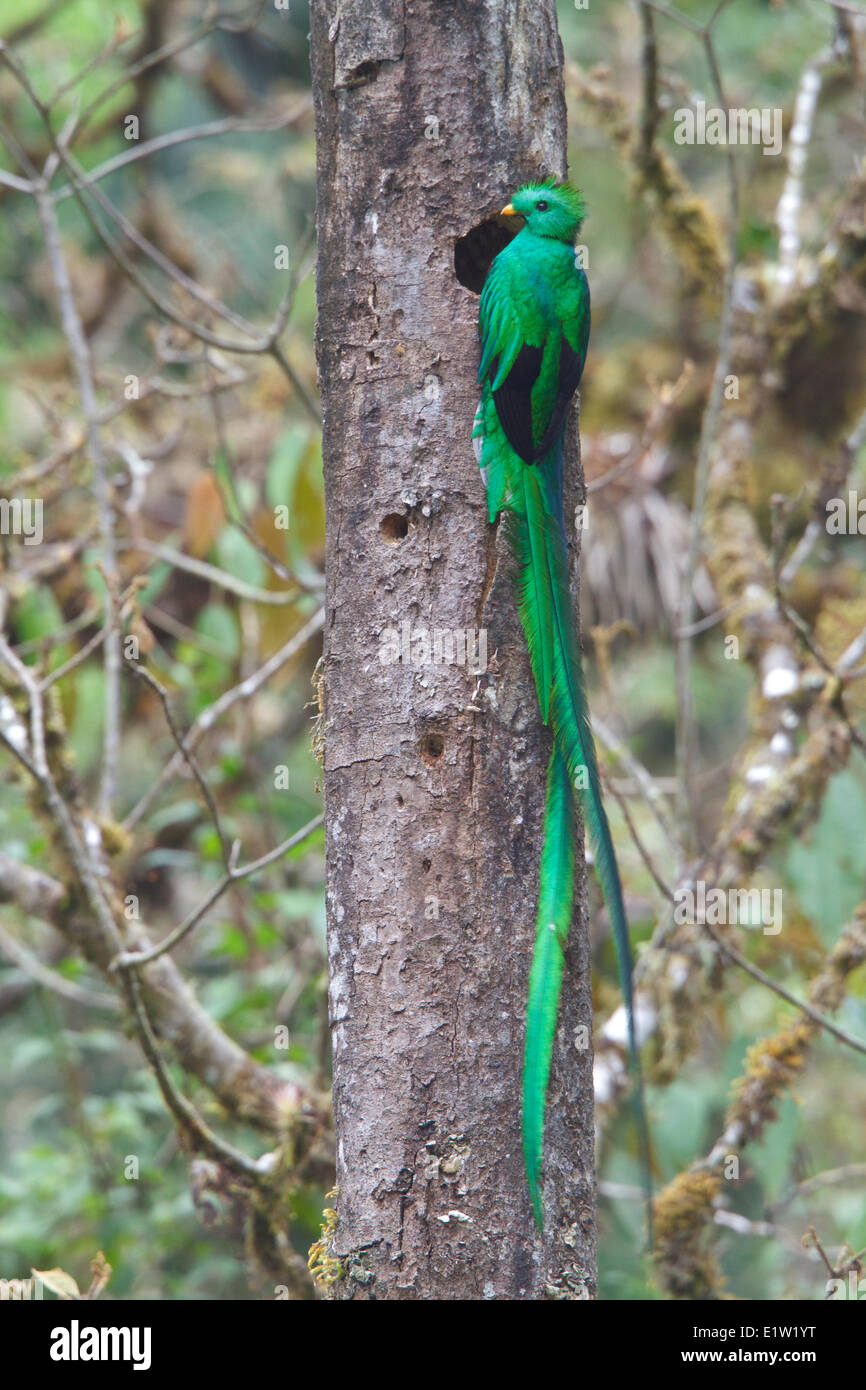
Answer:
xmin=454 ymin=213 xmax=523 ymax=295
xmin=396 ymin=793 xmax=404 ymax=806
xmin=380 ymin=513 xmax=409 ymax=543
xmin=344 ymin=59 xmax=380 ymax=86
xmin=419 ymin=732 xmax=445 ymax=763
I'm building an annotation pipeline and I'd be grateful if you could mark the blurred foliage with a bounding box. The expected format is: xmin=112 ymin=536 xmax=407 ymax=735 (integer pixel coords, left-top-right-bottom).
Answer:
xmin=559 ymin=0 xmax=866 ymax=1299
xmin=0 ymin=0 xmax=864 ymax=1301
xmin=0 ymin=0 xmax=323 ymax=1300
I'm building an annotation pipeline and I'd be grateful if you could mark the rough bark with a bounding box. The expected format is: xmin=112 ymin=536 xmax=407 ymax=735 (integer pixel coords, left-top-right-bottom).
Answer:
xmin=312 ymin=0 xmax=596 ymax=1300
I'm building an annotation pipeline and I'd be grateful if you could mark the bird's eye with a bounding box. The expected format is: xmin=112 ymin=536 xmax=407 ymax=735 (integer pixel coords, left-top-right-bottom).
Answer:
xmin=536 ymin=200 xmax=549 ymax=211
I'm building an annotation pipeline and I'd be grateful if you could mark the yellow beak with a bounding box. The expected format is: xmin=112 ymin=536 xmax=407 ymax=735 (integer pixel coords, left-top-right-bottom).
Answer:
xmin=500 ymin=202 xmax=516 ymax=216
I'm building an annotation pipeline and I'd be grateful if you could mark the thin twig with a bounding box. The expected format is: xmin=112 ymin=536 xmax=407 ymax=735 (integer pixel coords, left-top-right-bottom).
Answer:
xmin=39 ymin=625 xmax=108 ymax=691
xmin=0 ymin=165 xmax=34 ymax=192
xmin=604 ymin=776 xmax=674 ymax=902
xmin=0 ymin=45 xmax=320 ymax=419
xmin=704 ymin=920 xmax=866 ymax=1058
xmin=144 ymin=604 xmax=233 ymax=658
xmin=671 ymin=0 xmax=739 ymax=854
xmin=121 ymin=536 xmax=321 ymax=603
xmin=111 ymin=813 xmax=323 ymax=970
xmin=772 ymin=1163 xmax=866 ymax=1213
xmin=126 ymin=660 xmax=232 ymax=869
xmin=0 ymin=924 xmax=120 ymax=1013
xmin=47 ymin=19 xmax=138 ymax=112
xmin=780 ymin=405 xmax=866 ymax=586
xmin=123 ymin=968 xmax=261 ymax=1180
xmin=123 ymin=605 xmax=325 ymax=829
xmin=593 ymin=713 xmax=681 ymax=853
xmin=0 ymin=632 xmax=285 ymax=1176
xmin=34 ymin=183 xmax=121 ymax=816
xmin=775 ymin=53 xmax=827 ymax=290
xmin=52 ymin=102 xmax=312 ymax=203
xmin=69 ymin=6 xmax=223 ymax=141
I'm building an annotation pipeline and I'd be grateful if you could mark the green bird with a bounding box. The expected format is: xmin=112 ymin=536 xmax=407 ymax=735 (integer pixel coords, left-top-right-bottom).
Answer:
xmin=473 ymin=179 xmax=649 ymax=1231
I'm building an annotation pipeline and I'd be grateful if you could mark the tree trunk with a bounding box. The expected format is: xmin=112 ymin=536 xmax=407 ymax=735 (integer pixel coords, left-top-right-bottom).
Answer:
xmin=311 ymin=0 xmax=596 ymax=1300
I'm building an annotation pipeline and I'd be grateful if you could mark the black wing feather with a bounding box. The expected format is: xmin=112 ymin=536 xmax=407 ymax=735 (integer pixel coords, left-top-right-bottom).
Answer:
xmin=489 ymin=335 xmax=587 ymax=466
xmin=531 ymin=335 xmax=585 ymax=462
xmin=490 ymin=344 xmax=543 ymax=465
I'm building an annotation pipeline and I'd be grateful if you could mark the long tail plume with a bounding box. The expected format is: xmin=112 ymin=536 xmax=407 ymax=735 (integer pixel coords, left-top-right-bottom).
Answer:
xmin=522 ymin=744 xmax=575 ymax=1228
xmin=508 ymin=450 xmax=653 ymax=1237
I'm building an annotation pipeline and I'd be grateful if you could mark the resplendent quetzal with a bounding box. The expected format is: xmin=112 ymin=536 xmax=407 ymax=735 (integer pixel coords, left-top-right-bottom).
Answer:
xmin=473 ymin=179 xmax=649 ymax=1231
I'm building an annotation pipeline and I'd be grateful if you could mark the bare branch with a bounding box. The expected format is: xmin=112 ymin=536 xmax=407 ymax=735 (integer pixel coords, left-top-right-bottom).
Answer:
xmin=121 ymin=536 xmax=322 ymax=604
xmin=112 ymin=813 xmax=323 ymax=971
xmin=52 ymin=100 xmax=312 ymax=204
xmin=0 ymin=922 xmax=120 ymax=1013
xmin=123 ymin=604 xmax=325 ymax=829
xmin=126 ymin=658 xmax=233 ymax=870
xmin=33 ymin=183 xmax=121 ymax=816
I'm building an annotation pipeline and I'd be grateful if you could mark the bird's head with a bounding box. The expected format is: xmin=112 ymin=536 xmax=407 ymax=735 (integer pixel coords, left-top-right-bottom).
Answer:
xmin=500 ymin=180 xmax=586 ymax=243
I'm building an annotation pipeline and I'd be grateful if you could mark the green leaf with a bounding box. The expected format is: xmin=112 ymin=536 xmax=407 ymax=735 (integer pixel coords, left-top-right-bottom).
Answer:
xmin=135 ymin=560 xmax=172 ymax=608
xmin=266 ymin=425 xmax=309 ymax=510
xmin=68 ymin=666 xmax=104 ymax=773
xmin=784 ymin=767 xmax=866 ymax=943
xmin=12 ymin=586 xmax=64 ymax=651
xmin=213 ymin=527 xmax=267 ymax=589
xmin=218 ymin=925 xmax=250 ymax=960
xmin=195 ymin=603 xmax=240 ymax=659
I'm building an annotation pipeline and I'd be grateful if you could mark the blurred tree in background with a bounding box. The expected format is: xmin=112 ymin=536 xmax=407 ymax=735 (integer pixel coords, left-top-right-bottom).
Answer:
xmin=0 ymin=0 xmax=865 ymax=1300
